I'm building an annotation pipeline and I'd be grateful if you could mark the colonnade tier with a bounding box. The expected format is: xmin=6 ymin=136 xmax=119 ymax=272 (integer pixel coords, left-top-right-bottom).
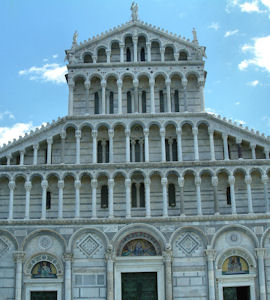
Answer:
xmin=1 ymin=120 xmax=269 ymax=165
xmin=1 ymin=165 xmax=270 ymax=220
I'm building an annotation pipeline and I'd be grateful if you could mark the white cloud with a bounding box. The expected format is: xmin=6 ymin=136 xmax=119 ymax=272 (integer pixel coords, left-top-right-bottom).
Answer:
xmin=43 ymin=58 xmax=48 ymax=62
xmin=235 ymin=101 xmax=240 ymax=105
xmin=0 ymin=111 xmax=15 ymax=120
xmin=235 ymin=119 xmax=246 ymax=125
xmin=238 ymin=35 xmax=270 ymax=72
xmin=19 ymin=63 xmax=67 ymax=84
xmin=247 ymin=80 xmax=259 ymax=86
xmin=224 ymin=29 xmax=239 ymax=37
xmin=240 ymin=1 xmax=261 ymax=12
xmin=0 ymin=122 xmax=36 ymax=146
xmin=205 ymin=107 xmax=218 ymax=115
xmin=208 ymin=22 xmax=220 ymax=31
xmin=227 ymin=0 xmax=270 ymax=16
xmin=52 ymin=54 xmax=58 ymax=59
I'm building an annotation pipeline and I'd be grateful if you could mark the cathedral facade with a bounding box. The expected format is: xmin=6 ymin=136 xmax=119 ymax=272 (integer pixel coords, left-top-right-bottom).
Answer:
xmin=0 ymin=3 xmax=270 ymax=300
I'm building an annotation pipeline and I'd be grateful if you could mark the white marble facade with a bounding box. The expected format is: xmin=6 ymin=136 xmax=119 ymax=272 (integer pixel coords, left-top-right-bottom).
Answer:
xmin=0 ymin=3 xmax=270 ymax=300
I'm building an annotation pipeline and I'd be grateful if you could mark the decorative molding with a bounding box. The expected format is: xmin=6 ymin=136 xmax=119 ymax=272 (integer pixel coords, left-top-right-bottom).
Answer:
xmin=77 ymin=234 xmax=103 ymax=258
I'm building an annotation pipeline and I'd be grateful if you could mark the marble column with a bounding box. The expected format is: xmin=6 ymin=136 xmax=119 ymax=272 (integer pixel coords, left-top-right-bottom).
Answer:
xmin=6 ymin=154 xmax=11 ymax=165
xmin=149 ymin=79 xmax=155 ymax=113
xmin=125 ymin=129 xmax=130 ymax=162
xmin=139 ymin=140 xmax=144 ymax=162
xmin=205 ymin=249 xmax=216 ymax=300
xmin=251 ymin=143 xmax=256 ymax=159
xmin=261 ymin=175 xmax=270 ymax=213
xmin=75 ymin=129 xmax=81 ymax=165
xmin=264 ymin=148 xmax=269 ymax=159
xmin=198 ymin=80 xmax=205 ymax=111
xmin=117 ymin=79 xmax=122 ymax=114
xmin=182 ymin=80 xmax=188 ymax=112
xmin=222 ymin=133 xmax=229 ymax=160
xmin=146 ymin=42 xmax=151 ymax=61
xmin=92 ymin=130 xmax=98 ymax=164
xmin=160 ymin=47 xmax=165 ymax=62
xmin=105 ymin=246 xmax=114 ymax=300
xmin=161 ymin=177 xmax=168 ymax=217
xmin=145 ymin=177 xmax=151 ymax=217
xmin=178 ymin=176 xmax=185 ymax=216
xmin=101 ymin=140 xmax=106 ymax=163
xmin=106 ymin=49 xmax=111 ymax=63
xmin=33 ymin=144 xmax=39 ymax=165
xmin=192 ymin=127 xmax=199 ymax=161
xmin=163 ymin=247 xmax=173 ymax=300
xmin=19 ymin=150 xmax=24 ymax=166
xmin=176 ymin=128 xmax=183 ymax=161
xmin=120 ymin=43 xmax=124 ymax=63
xmin=92 ymin=55 xmax=97 ymax=63
xmin=108 ymin=179 xmax=114 ymax=218
xmin=63 ymin=253 xmax=73 ymax=300
xmin=8 ymin=180 xmax=15 ymax=220
xmin=236 ymin=138 xmax=243 ymax=159
xmin=108 ymin=129 xmax=114 ymax=163
xmin=166 ymin=79 xmax=171 ymax=113
xmin=131 ymin=140 xmax=136 ymax=162
xmin=61 ymin=130 xmax=66 ymax=164
xmin=74 ymin=179 xmax=81 ymax=218
xmin=245 ymin=175 xmax=253 ymax=213
xmin=125 ymin=179 xmax=131 ymax=218
xmin=24 ymin=180 xmax=32 ymax=219
xmin=208 ymin=128 xmax=215 ymax=161
xmin=133 ymin=36 xmax=138 ymax=62
xmin=133 ymin=80 xmax=139 ymax=112
xmin=13 ymin=251 xmax=25 ymax=300
xmin=168 ymin=139 xmax=173 ymax=161
xmin=229 ymin=175 xmax=237 ymax=214
xmin=101 ymin=80 xmax=106 ymax=114
xmin=58 ymin=180 xmax=64 ymax=218
xmin=195 ymin=175 xmax=202 ymax=215
xmin=91 ymin=179 xmax=98 ymax=219
xmin=84 ymin=80 xmax=90 ymax=112
xmin=211 ymin=176 xmax=219 ymax=215
xmin=46 ymin=137 xmax=53 ymax=165
xmin=144 ymin=128 xmax=149 ymax=162
xmin=256 ymin=248 xmax=267 ymax=300
xmin=68 ymin=81 xmax=74 ymax=116
xmin=160 ymin=128 xmax=166 ymax=162
xmin=41 ymin=180 xmax=48 ymax=220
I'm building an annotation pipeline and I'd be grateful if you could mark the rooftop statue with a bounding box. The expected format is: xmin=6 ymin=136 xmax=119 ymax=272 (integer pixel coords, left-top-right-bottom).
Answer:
xmin=131 ymin=2 xmax=138 ymax=21
xmin=72 ymin=30 xmax=78 ymax=46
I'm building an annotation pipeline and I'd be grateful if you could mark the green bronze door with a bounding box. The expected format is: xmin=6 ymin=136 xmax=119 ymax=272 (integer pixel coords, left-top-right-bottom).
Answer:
xmin=121 ymin=272 xmax=158 ymax=300
xmin=31 ymin=291 xmax=57 ymax=300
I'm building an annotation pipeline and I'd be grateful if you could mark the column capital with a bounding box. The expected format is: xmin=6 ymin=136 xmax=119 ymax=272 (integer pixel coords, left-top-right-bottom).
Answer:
xmin=58 ymin=180 xmax=65 ymax=189
xmin=8 ymin=180 xmax=16 ymax=190
xmin=211 ymin=176 xmax=218 ymax=187
xmin=125 ymin=129 xmax=130 ymax=136
xmin=208 ymin=127 xmax=214 ymax=135
xmin=176 ymin=128 xmax=182 ymax=135
xmin=165 ymin=79 xmax=171 ymax=86
xmin=144 ymin=177 xmax=151 ymax=186
xmin=108 ymin=128 xmax=114 ymax=138
xmin=160 ymin=47 xmax=165 ymax=53
xmin=61 ymin=130 xmax=66 ymax=140
xmin=262 ymin=174 xmax=268 ymax=184
xmin=255 ymin=248 xmax=266 ymax=258
xmin=236 ymin=137 xmax=242 ymax=144
xmin=47 ymin=137 xmax=53 ymax=145
xmin=106 ymin=49 xmax=111 ymax=55
xmin=133 ymin=79 xmax=139 ymax=88
xmin=108 ymin=178 xmax=114 ymax=188
xmin=182 ymin=79 xmax=188 ymax=88
xmin=75 ymin=129 xmax=81 ymax=139
xmin=198 ymin=79 xmax=205 ymax=87
xmin=149 ymin=79 xmax=155 ymax=86
xmin=132 ymin=35 xmax=138 ymax=43
xmin=74 ymin=179 xmax=81 ymax=189
xmin=63 ymin=252 xmax=73 ymax=262
xmin=245 ymin=175 xmax=252 ymax=185
xmin=160 ymin=127 xmax=166 ymax=137
xmin=20 ymin=149 xmax=25 ymax=155
xmin=33 ymin=143 xmax=39 ymax=150
xmin=68 ymin=81 xmax=75 ymax=88
xmin=250 ymin=143 xmax=256 ymax=149
xmin=195 ymin=176 xmax=201 ymax=186
xmin=205 ymin=249 xmax=216 ymax=261
xmin=125 ymin=178 xmax=131 ymax=187
xmin=41 ymin=180 xmax=48 ymax=190
xmin=161 ymin=177 xmax=168 ymax=186
xmin=101 ymin=80 xmax=106 ymax=88
xmin=6 ymin=153 xmax=12 ymax=159
xmin=84 ymin=80 xmax=90 ymax=90
xmin=192 ymin=127 xmax=198 ymax=135
xmin=92 ymin=129 xmax=98 ymax=138
xmin=119 ymin=43 xmax=125 ymax=49
xmin=162 ymin=249 xmax=172 ymax=262
xmin=222 ymin=133 xmax=228 ymax=140
xmin=13 ymin=251 xmax=25 ymax=262
xmin=117 ymin=79 xmax=122 ymax=87
xmin=144 ymin=128 xmax=149 ymax=136
xmin=146 ymin=42 xmax=151 ymax=47
xmin=91 ymin=179 xmax=98 ymax=189
xmin=105 ymin=244 xmax=114 ymax=262
xmin=24 ymin=181 xmax=32 ymax=191
xmin=178 ymin=176 xmax=184 ymax=188
xmin=229 ymin=175 xmax=235 ymax=185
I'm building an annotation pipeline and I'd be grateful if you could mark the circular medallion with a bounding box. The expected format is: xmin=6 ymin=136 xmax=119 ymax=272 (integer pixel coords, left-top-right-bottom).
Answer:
xmin=226 ymin=232 xmax=242 ymax=246
xmin=39 ymin=236 xmax=53 ymax=250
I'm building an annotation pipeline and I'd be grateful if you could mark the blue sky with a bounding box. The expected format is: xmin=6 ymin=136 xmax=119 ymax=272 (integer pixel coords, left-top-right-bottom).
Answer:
xmin=0 ymin=0 xmax=270 ymax=145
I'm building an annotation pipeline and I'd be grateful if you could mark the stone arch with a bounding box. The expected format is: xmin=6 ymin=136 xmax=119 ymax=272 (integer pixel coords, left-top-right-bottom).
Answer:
xmin=260 ymin=227 xmax=270 ymax=247
xmin=0 ymin=173 xmax=12 ymax=180
xmin=232 ymin=167 xmax=248 ymax=176
xmin=78 ymin=171 xmax=93 ymax=180
xmin=95 ymin=45 xmax=108 ymax=57
xmin=216 ymin=167 xmax=231 ymax=176
xmin=0 ymin=229 xmax=19 ymax=250
xmin=73 ymin=74 xmax=87 ymax=83
xmin=112 ymin=223 xmax=166 ymax=256
xmin=63 ymin=122 xmax=78 ymax=131
xmin=129 ymin=120 xmax=145 ymax=130
xmin=196 ymin=119 xmax=210 ymax=128
xmin=180 ymin=120 xmax=195 ymax=128
xmin=164 ymin=120 xmax=178 ymax=129
xmin=210 ymin=224 xmax=259 ymax=249
xmin=21 ymin=229 xmax=67 ymax=251
xmin=120 ymin=72 xmax=135 ymax=80
xmin=89 ymin=73 xmax=103 ymax=81
xmin=136 ymin=71 xmax=151 ymax=80
xmin=95 ymin=122 xmax=110 ymax=130
xmin=29 ymin=172 xmax=44 ymax=181
xmin=112 ymin=121 xmax=126 ymax=130
xmin=169 ymin=71 xmax=184 ymax=80
xmin=112 ymin=170 xmax=128 ymax=179
xmin=169 ymin=225 xmax=208 ymax=246
xmin=137 ymin=32 xmax=149 ymax=43
xmin=164 ymin=169 xmax=180 ymax=178
xmin=79 ymin=121 xmax=94 ymax=130
xmin=185 ymin=70 xmax=200 ymax=80
xmin=105 ymin=72 xmax=119 ymax=81
xmin=62 ymin=171 xmax=76 ymax=180
xmin=109 ymin=38 xmax=121 ymax=48
xmin=128 ymin=169 xmax=147 ymax=179
xmin=13 ymin=173 xmax=27 ymax=181
xmin=199 ymin=168 xmax=214 ymax=177
xmin=82 ymin=51 xmax=93 ymax=63
xmin=249 ymin=167 xmax=264 ymax=176
xmin=182 ymin=168 xmax=196 ymax=177
xmin=46 ymin=172 xmax=61 ymax=181
xmin=148 ymin=169 xmax=163 ymax=178
xmin=153 ymin=71 xmax=168 ymax=80
xmin=67 ymin=227 xmax=109 ymax=252
xmin=147 ymin=120 xmax=162 ymax=129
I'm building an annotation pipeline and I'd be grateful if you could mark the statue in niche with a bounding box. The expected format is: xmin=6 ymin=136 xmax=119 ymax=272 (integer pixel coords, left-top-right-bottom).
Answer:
xmin=121 ymin=239 xmax=156 ymax=256
xmin=131 ymin=2 xmax=138 ymax=21
xmin=32 ymin=261 xmax=57 ymax=278
xmin=222 ymin=256 xmax=249 ymax=275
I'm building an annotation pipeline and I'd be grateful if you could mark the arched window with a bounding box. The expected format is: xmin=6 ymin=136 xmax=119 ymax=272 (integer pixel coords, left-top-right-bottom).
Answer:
xmin=97 ymin=141 xmax=102 ymax=163
xmin=142 ymin=91 xmax=146 ymax=113
xmin=46 ymin=191 xmax=51 ymax=210
xmin=105 ymin=141 xmax=109 ymax=163
xmin=131 ymin=182 xmax=145 ymax=207
xmin=179 ymin=51 xmax=187 ymax=61
xmin=97 ymin=140 xmax=109 ymax=163
xmin=101 ymin=185 xmax=108 ymax=208
xmin=168 ymin=183 xmax=176 ymax=207
xmin=165 ymin=138 xmax=178 ymax=161
xmin=226 ymin=186 xmax=231 ymax=205
xmin=109 ymin=91 xmax=114 ymax=114
xmin=131 ymin=183 xmax=137 ymax=207
xmin=127 ymin=91 xmax=132 ymax=113
xmin=159 ymin=90 xmax=164 ymax=112
xmin=94 ymin=92 xmax=99 ymax=114
xmin=165 ymin=139 xmax=170 ymax=161
xmin=126 ymin=47 xmax=131 ymax=62
xmin=135 ymin=141 xmax=141 ymax=162
xmin=174 ymin=90 xmax=179 ymax=112
xmin=172 ymin=139 xmax=178 ymax=161
xmin=140 ymin=48 xmax=145 ymax=61
xmin=84 ymin=54 xmax=93 ymax=63
xmin=139 ymin=183 xmax=145 ymax=207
